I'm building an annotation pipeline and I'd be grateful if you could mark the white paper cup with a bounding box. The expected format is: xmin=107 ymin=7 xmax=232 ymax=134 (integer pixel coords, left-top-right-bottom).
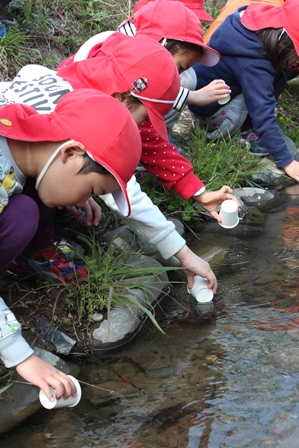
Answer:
xmin=219 ymin=199 xmax=239 ymax=229
xmin=187 ymin=275 xmax=213 ymax=303
xmin=217 ymin=80 xmax=231 ymax=105
xmin=218 ymin=94 xmax=231 ymax=105
xmin=39 ymin=375 xmax=81 ymax=409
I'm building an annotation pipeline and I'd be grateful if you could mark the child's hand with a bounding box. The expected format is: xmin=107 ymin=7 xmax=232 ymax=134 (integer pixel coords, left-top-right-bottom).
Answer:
xmin=64 ymin=198 xmax=103 ymax=226
xmin=174 ymin=245 xmax=217 ymax=292
xmin=79 ymin=198 xmax=102 ymax=226
xmin=16 ymin=354 xmax=77 ymax=402
xmin=194 ymin=186 xmax=240 ymax=223
xmin=283 ymin=160 xmax=299 ymax=182
xmin=187 ymin=79 xmax=231 ymax=107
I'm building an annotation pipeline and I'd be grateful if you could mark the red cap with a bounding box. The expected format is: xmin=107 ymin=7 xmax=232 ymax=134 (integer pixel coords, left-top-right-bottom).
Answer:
xmin=134 ymin=0 xmax=214 ymax=22
xmin=0 ymin=89 xmax=142 ymax=217
xmin=178 ymin=0 xmax=214 ymax=22
xmin=241 ymin=0 xmax=299 ymax=56
xmin=131 ymin=0 xmax=219 ymax=66
xmin=57 ymin=33 xmax=181 ymax=141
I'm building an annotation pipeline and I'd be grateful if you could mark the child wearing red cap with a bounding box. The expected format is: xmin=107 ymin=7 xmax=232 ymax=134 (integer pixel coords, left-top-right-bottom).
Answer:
xmin=0 ymin=88 xmax=141 ymax=400
xmin=54 ymin=6 xmax=234 ymax=211
xmin=189 ymin=0 xmax=299 ymax=181
xmin=204 ymin=0 xmax=284 ymax=43
xmin=57 ymin=0 xmax=230 ymax=125
xmin=0 ymin=31 xmax=236 ymax=292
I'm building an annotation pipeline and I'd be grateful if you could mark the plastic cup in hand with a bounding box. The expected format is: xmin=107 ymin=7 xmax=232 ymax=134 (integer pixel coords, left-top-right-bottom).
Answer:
xmin=219 ymin=199 xmax=239 ymax=229
xmin=218 ymin=80 xmax=231 ymax=104
xmin=218 ymin=94 xmax=231 ymax=105
xmin=39 ymin=375 xmax=81 ymax=409
xmin=187 ymin=275 xmax=213 ymax=303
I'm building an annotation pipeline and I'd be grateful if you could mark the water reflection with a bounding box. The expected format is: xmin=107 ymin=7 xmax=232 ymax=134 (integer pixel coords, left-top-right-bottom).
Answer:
xmin=3 ymin=186 xmax=299 ymax=448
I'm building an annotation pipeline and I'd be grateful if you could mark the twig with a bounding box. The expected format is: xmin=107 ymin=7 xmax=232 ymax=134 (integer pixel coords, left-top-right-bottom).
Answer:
xmin=12 ymin=379 xmax=114 ymax=393
xmin=77 ymin=380 xmax=114 ymax=393
xmin=51 ymin=288 xmax=65 ymax=319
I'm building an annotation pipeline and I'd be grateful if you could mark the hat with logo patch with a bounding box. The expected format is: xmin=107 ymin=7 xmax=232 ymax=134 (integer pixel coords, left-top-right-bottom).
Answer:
xmin=57 ymin=33 xmax=181 ymax=141
xmin=0 ymin=88 xmax=141 ymax=216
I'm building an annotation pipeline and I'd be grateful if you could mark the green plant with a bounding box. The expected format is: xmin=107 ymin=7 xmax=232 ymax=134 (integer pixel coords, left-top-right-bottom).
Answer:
xmin=140 ymin=129 xmax=267 ymax=221
xmin=276 ymin=78 xmax=299 ymax=144
xmin=0 ymin=30 xmax=32 ymax=81
xmin=63 ymin=228 xmax=178 ymax=333
xmin=189 ymin=128 xmax=265 ymax=190
xmin=1 ymin=0 xmax=133 ymax=78
xmin=0 ymin=365 xmax=13 ymax=396
xmin=80 ymin=0 xmax=132 ymax=30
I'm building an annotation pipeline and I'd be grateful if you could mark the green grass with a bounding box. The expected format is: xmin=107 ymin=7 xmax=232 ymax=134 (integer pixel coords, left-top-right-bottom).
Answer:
xmin=140 ymin=128 xmax=267 ymax=221
xmin=276 ymin=78 xmax=299 ymax=142
xmin=63 ymin=227 xmax=176 ymax=333
xmin=0 ymin=0 xmax=133 ymax=79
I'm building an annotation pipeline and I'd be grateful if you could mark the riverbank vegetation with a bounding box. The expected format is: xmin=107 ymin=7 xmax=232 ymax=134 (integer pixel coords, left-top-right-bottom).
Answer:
xmin=0 ymin=0 xmax=299 ymax=387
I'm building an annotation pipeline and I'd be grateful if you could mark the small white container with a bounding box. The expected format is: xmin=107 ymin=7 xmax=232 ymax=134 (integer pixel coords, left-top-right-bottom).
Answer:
xmin=217 ymin=80 xmax=231 ymax=105
xmin=219 ymin=199 xmax=239 ymax=229
xmin=39 ymin=375 xmax=81 ymax=409
xmin=187 ymin=275 xmax=213 ymax=303
xmin=218 ymin=94 xmax=231 ymax=105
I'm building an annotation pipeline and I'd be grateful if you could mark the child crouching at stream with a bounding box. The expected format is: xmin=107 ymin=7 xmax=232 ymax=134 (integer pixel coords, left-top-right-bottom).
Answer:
xmin=0 ymin=88 xmax=141 ymax=402
xmin=0 ymin=32 xmax=233 ymax=291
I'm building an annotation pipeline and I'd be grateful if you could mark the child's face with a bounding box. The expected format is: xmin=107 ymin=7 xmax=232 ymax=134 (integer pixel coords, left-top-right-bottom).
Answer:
xmin=38 ymin=156 xmax=119 ymax=209
xmin=173 ymin=49 xmax=202 ymax=74
xmin=287 ymin=53 xmax=299 ymax=71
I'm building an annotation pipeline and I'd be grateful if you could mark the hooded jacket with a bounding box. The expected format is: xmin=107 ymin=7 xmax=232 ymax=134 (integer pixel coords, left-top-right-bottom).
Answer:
xmin=189 ymin=6 xmax=293 ymax=168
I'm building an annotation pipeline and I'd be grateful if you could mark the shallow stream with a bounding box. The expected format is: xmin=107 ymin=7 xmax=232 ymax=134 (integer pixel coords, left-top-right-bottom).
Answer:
xmin=3 ymin=184 xmax=299 ymax=448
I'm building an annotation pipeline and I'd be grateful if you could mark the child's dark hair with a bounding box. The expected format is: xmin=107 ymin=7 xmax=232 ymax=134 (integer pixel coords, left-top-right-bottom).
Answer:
xmin=79 ymin=154 xmax=110 ymax=175
xmin=122 ymin=92 xmax=143 ymax=112
xmin=162 ymin=39 xmax=203 ymax=58
xmin=112 ymin=91 xmax=145 ymax=114
xmin=255 ymin=28 xmax=298 ymax=75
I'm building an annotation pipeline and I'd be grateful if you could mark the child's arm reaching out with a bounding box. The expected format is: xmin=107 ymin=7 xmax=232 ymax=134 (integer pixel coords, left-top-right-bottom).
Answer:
xmin=0 ymin=297 xmax=77 ymax=402
xmin=16 ymin=354 xmax=77 ymax=402
xmin=186 ymin=79 xmax=231 ymax=107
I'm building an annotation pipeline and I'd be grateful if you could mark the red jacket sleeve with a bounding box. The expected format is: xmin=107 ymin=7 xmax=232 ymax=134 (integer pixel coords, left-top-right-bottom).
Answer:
xmin=139 ymin=121 xmax=204 ymax=200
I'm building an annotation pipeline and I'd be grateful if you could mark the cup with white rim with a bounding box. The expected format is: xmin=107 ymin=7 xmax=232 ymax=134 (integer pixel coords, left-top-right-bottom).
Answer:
xmin=39 ymin=375 xmax=81 ymax=409
xmin=219 ymin=199 xmax=239 ymax=229
xmin=218 ymin=94 xmax=231 ymax=105
xmin=218 ymin=79 xmax=231 ymax=105
xmin=187 ymin=275 xmax=213 ymax=303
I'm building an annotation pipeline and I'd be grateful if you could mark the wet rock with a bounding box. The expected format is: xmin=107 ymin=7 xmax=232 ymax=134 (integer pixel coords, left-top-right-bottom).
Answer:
xmin=90 ymin=256 xmax=169 ymax=357
xmin=91 ymin=304 xmax=141 ymax=344
xmin=233 ymin=187 xmax=274 ymax=206
xmin=103 ymin=226 xmax=140 ymax=252
xmin=283 ymin=134 xmax=298 ymax=157
xmin=91 ymin=313 xmax=103 ymax=323
xmin=253 ymin=274 xmax=279 ymax=285
xmin=249 ymin=158 xmax=295 ymax=189
xmin=233 ymin=186 xmax=285 ymax=215
xmin=276 ymin=426 xmax=299 ymax=447
xmin=0 ymin=347 xmax=80 ymax=436
xmin=240 ymin=207 xmax=267 ymax=226
xmin=103 ymin=218 xmax=185 ymax=260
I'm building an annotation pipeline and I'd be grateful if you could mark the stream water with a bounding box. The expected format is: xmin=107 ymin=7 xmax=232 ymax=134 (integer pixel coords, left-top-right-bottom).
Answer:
xmin=3 ymin=184 xmax=299 ymax=448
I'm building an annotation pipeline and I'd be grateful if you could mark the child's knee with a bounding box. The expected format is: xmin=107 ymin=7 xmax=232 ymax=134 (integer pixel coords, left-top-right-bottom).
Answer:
xmin=3 ymin=195 xmax=39 ymax=241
